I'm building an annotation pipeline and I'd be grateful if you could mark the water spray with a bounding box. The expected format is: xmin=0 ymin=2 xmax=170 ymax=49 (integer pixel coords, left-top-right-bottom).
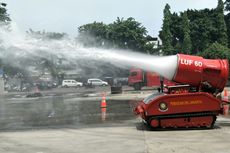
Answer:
xmin=0 ymin=24 xmax=180 ymax=79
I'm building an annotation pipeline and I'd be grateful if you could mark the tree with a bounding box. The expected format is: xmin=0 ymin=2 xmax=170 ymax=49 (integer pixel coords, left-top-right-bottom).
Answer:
xmin=26 ymin=29 xmax=68 ymax=40
xmin=225 ymin=13 xmax=230 ymax=48
xmin=198 ymin=42 xmax=230 ymax=59
xmin=170 ymin=13 xmax=183 ymax=49
xmin=225 ymin=0 xmax=230 ymax=11
xmin=77 ymin=17 xmax=148 ymax=52
xmin=142 ymin=35 xmax=161 ymax=55
xmin=107 ymin=17 xmax=147 ymax=51
xmin=160 ymin=4 xmax=174 ymax=55
xmin=78 ymin=22 xmax=108 ymax=47
xmin=25 ymin=29 xmax=69 ymax=78
xmin=225 ymin=0 xmax=230 ymax=47
xmin=214 ymin=0 xmax=228 ymax=46
xmin=0 ymin=3 xmax=11 ymax=26
xmin=181 ymin=12 xmax=192 ymax=54
xmin=0 ymin=3 xmax=12 ymax=76
xmin=187 ymin=9 xmax=214 ymax=54
xmin=162 ymin=0 xmax=230 ymax=55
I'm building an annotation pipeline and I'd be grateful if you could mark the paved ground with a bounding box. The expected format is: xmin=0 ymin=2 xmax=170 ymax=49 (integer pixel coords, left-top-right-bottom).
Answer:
xmin=0 ymin=117 xmax=229 ymax=153
xmin=0 ymin=87 xmax=229 ymax=153
xmin=141 ymin=117 xmax=230 ymax=153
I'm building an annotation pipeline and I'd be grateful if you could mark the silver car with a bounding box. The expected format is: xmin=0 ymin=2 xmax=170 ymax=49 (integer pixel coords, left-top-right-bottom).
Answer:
xmin=62 ymin=80 xmax=83 ymax=87
xmin=87 ymin=79 xmax=108 ymax=86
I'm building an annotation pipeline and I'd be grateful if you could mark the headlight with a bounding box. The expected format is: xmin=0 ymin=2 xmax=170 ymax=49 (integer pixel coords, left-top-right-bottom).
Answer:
xmin=159 ymin=102 xmax=168 ymax=111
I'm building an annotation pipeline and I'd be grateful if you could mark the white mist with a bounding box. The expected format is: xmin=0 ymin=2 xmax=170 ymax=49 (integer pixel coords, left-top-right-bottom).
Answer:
xmin=0 ymin=24 xmax=178 ymax=80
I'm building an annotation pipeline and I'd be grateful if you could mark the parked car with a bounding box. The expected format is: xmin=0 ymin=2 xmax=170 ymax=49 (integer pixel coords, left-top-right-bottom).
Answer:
xmin=62 ymin=80 xmax=83 ymax=87
xmin=87 ymin=78 xmax=108 ymax=86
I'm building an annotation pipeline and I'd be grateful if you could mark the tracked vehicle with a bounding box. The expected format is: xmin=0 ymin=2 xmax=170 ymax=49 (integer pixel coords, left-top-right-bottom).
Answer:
xmin=134 ymin=54 xmax=229 ymax=128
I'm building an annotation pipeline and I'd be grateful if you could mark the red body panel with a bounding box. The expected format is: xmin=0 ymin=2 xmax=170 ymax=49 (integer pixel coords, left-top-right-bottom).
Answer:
xmin=128 ymin=68 xmax=143 ymax=85
xmin=136 ymin=92 xmax=220 ymax=120
xmin=174 ymin=54 xmax=229 ymax=91
xmin=148 ymin=93 xmax=220 ymax=116
xmin=164 ymin=78 xmax=176 ymax=86
xmin=128 ymin=68 xmax=176 ymax=87
xmin=146 ymin=72 xmax=160 ymax=87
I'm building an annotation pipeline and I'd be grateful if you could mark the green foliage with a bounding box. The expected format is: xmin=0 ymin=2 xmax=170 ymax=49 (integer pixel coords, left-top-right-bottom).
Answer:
xmin=25 ymin=29 xmax=68 ymax=77
xmin=144 ymin=42 xmax=156 ymax=54
xmin=198 ymin=42 xmax=230 ymax=59
xmin=77 ymin=17 xmax=149 ymax=52
xmin=78 ymin=22 xmax=108 ymax=47
xmin=107 ymin=17 xmax=147 ymax=51
xmin=215 ymin=0 xmax=228 ymax=46
xmin=181 ymin=12 xmax=192 ymax=54
xmin=160 ymin=4 xmax=174 ymax=55
xmin=187 ymin=9 xmax=220 ymax=53
xmin=225 ymin=13 xmax=230 ymax=48
xmin=26 ymin=29 xmax=68 ymax=40
xmin=188 ymin=1 xmax=227 ymax=52
xmin=0 ymin=3 xmax=12 ymax=76
xmin=225 ymin=0 xmax=230 ymax=48
xmin=0 ymin=3 xmax=11 ymax=26
xmin=170 ymin=13 xmax=183 ymax=47
xmin=225 ymin=0 xmax=230 ymax=11
xmin=160 ymin=1 xmax=229 ymax=55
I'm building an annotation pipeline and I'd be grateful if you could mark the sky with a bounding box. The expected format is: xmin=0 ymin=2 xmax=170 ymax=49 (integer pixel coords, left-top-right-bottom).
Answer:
xmin=2 ymin=0 xmax=218 ymax=38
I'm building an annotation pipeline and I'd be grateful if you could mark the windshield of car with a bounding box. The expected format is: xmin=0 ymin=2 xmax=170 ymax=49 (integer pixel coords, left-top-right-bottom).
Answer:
xmin=143 ymin=93 xmax=164 ymax=104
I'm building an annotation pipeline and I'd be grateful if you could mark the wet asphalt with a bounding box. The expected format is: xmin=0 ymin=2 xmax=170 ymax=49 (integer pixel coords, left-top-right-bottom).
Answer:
xmin=0 ymin=87 xmax=230 ymax=153
xmin=0 ymin=86 xmax=230 ymax=131
xmin=0 ymin=87 xmax=140 ymax=131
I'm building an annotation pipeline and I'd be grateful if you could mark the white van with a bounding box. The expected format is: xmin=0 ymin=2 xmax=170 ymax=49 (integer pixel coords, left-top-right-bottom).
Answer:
xmin=87 ymin=78 xmax=108 ymax=86
xmin=62 ymin=80 xmax=83 ymax=87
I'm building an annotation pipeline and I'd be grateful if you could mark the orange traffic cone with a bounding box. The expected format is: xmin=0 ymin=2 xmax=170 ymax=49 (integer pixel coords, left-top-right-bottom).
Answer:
xmin=223 ymin=88 xmax=229 ymax=116
xmin=101 ymin=93 xmax=107 ymax=108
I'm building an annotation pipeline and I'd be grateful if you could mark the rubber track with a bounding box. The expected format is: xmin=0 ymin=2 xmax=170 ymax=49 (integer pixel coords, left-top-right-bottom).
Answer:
xmin=149 ymin=111 xmax=217 ymax=120
xmin=148 ymin=112 xmax=217 ymax=127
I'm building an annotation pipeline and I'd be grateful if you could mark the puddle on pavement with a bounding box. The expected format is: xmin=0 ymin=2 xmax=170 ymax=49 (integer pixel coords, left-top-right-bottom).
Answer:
xmin=0 ymin=96 xmax=138 ymax=130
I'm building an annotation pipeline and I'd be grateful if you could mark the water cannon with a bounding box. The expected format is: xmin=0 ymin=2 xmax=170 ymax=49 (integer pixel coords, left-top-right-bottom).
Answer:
xmin=167 ymin=54 xmax=229 ymax=93
xmin=134 ymin=54 xmax=229 ymax=129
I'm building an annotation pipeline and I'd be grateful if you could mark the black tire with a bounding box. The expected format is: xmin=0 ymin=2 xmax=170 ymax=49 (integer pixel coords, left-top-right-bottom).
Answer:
xmin=148 ymin=117 xmax=160 ymax=129
xmin=134 ymin=83 xmax=141 ymax=90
